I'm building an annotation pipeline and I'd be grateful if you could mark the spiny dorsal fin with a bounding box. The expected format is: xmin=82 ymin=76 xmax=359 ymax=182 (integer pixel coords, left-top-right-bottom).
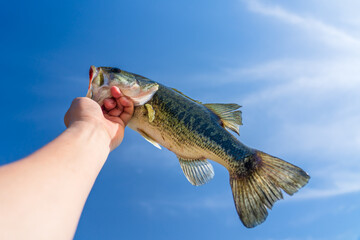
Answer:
xmin=145 ymin=104 xmax=155 ymax=122
xmin=137 ymin=129 xmax=161 ymax=149
xmin=178 ymin=157 xmax=215 ymax=186
xmin=204 ymin=103 xmax=243 ymax=135
xmin=171 ymin=88 xmax=203 ymax=104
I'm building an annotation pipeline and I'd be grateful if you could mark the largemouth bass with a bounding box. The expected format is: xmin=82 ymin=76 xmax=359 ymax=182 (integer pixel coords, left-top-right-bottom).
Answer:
xmin=87 ymin=65 xmax=310 ymax=228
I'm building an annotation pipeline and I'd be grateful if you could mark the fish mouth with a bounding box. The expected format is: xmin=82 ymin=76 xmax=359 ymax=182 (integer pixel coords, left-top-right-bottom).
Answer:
xmin=86 ymin=65 xmax=97 ymax=98
xmin=86 ymin=65 xmax=111 ymax=98
xmin=86 ymin=65 xmax=113 ymax=105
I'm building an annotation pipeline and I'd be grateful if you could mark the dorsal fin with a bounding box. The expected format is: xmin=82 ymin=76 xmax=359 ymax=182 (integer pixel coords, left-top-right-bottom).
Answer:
xmin=171 ymin=88 xmax=203 ymax=104
xmin=203 ymin=103 xmax=243 ymax=135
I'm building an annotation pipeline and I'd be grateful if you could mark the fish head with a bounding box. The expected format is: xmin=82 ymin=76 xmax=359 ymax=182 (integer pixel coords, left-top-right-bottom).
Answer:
xmin=87 ymin=65 xmax=159 ymax=106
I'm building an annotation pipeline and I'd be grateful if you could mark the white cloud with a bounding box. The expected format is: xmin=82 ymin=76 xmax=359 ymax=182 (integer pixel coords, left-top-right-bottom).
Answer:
xmin=136 ymin=0 xmax=360 ymax=202
xmin=210 ymin=57 xmax=360 ymax=162
xmin=224 ymin=1 xmax=360 ymax=198
xmin=299 ymin=184 xmax=360 ymax=200
xmin=245 ymin=0 xmax=360 ymax=50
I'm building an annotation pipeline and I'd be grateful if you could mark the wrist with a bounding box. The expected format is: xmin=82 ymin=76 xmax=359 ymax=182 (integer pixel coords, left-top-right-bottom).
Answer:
xmin=67 ymin=120 xmax=112 ymax=152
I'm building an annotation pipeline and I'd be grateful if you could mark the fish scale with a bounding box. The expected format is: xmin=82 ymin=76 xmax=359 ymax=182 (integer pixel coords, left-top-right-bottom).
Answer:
xmin=141 ymin=86 xmax=224 ymax=159
xmin=87 ymin=65 xmax=310 ymax=228
xmin=146 ymin=85 xmax=248 ymax=164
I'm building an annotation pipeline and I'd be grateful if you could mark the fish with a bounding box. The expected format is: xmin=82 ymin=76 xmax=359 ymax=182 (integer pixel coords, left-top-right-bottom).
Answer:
xmin=86 ymin=65 xmax=310 ymax=228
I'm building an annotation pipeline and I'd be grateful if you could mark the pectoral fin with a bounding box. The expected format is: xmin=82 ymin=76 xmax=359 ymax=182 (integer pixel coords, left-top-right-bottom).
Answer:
xmin=204 ymin=103 xmax=242 ymax=135
xmin=178 ymin=157 xmax=215 ymax=186
xmin=145 ymin=104 xmax=155 ymax=122
xmin=138 ymin=129 xmax=161 ymax=149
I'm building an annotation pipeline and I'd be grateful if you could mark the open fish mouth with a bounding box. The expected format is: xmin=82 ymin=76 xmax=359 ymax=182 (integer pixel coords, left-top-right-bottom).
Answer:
xmin=86 ymin=65 xmax=159 ymax=106
xmin=86 ymin=66 xmax=113 ymax=105
xmin=86 ymin=65 xmax=111 ymax=100
xmin=86 ymin=65 xmax=98 ymax=99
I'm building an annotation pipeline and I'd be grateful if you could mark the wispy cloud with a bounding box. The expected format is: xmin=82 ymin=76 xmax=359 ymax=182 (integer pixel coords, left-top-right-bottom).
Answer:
xmin=245 ymin=0 xmax=360 ymax=50
xmin=202 ymin=1 xmax=360 ymax=199
xmin=241 ymin=1 xmax=360 ymax=198
xmin=236 ymin=58 xmax=360 ymax=157
xmin=294 ymin=168 xmax=360 ymax=200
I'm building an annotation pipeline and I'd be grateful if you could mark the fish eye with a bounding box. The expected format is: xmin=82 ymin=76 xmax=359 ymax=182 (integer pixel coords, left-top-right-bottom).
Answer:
xmin=111 ymin=68 xmax=121 ymax=73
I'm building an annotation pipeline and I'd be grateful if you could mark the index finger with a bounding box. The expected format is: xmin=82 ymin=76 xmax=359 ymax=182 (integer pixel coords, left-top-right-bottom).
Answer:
xmin=118 ymin=96 xmax=134 ymax=125
xmin=110 ymin=86 xmax=123 ymax=98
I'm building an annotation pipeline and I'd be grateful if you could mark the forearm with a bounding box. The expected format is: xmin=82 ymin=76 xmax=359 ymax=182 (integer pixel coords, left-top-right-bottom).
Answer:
xmin=0 ymin=122 xmax=110 ymax=240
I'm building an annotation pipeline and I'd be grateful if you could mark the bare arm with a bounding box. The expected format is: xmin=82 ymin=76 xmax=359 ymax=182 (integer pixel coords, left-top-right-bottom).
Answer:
xmin=0 ymin=87 xmax=133 ymax=240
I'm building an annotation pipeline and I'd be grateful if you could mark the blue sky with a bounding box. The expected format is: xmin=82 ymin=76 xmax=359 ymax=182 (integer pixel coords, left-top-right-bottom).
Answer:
xmin=1 ymin=0 xmax=360 ymax=239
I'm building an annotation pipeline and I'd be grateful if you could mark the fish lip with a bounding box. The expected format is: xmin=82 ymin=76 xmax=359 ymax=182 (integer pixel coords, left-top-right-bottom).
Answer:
xmin=89 ymin=65 xmax=99 ymax=87
xmin=86 ymin=65 xmax=97 ymax=98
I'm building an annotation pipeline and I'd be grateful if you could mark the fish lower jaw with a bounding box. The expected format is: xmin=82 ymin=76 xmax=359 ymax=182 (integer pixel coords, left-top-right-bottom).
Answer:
xmin=86 ymin=87 xmax=92 ymax=98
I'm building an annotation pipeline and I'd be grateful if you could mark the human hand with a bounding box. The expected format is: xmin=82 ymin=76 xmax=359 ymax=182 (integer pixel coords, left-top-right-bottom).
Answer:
xmin=64 ymin=86 xmax=134 ymax=151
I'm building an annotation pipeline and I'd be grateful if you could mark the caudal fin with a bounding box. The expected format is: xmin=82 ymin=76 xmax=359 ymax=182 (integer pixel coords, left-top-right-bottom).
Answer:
xmin=230 ymin=151 xmax=310 ymax=228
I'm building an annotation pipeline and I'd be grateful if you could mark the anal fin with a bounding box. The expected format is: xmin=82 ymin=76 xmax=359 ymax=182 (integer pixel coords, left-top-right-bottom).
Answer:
xmin=178 ymin=157 xmax=215 ymax=186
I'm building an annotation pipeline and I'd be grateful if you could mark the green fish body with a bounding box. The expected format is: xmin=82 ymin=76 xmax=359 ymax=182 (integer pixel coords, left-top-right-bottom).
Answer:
xmin=129 ymin=84 xmax=251 ymax=171
xmin=87 ymin=66 xmax=310 ymax=228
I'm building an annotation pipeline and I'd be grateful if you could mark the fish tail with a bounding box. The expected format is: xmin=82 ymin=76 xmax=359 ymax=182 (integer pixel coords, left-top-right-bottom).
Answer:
xmin=229 ymin=150 xmax=310 ymax=228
